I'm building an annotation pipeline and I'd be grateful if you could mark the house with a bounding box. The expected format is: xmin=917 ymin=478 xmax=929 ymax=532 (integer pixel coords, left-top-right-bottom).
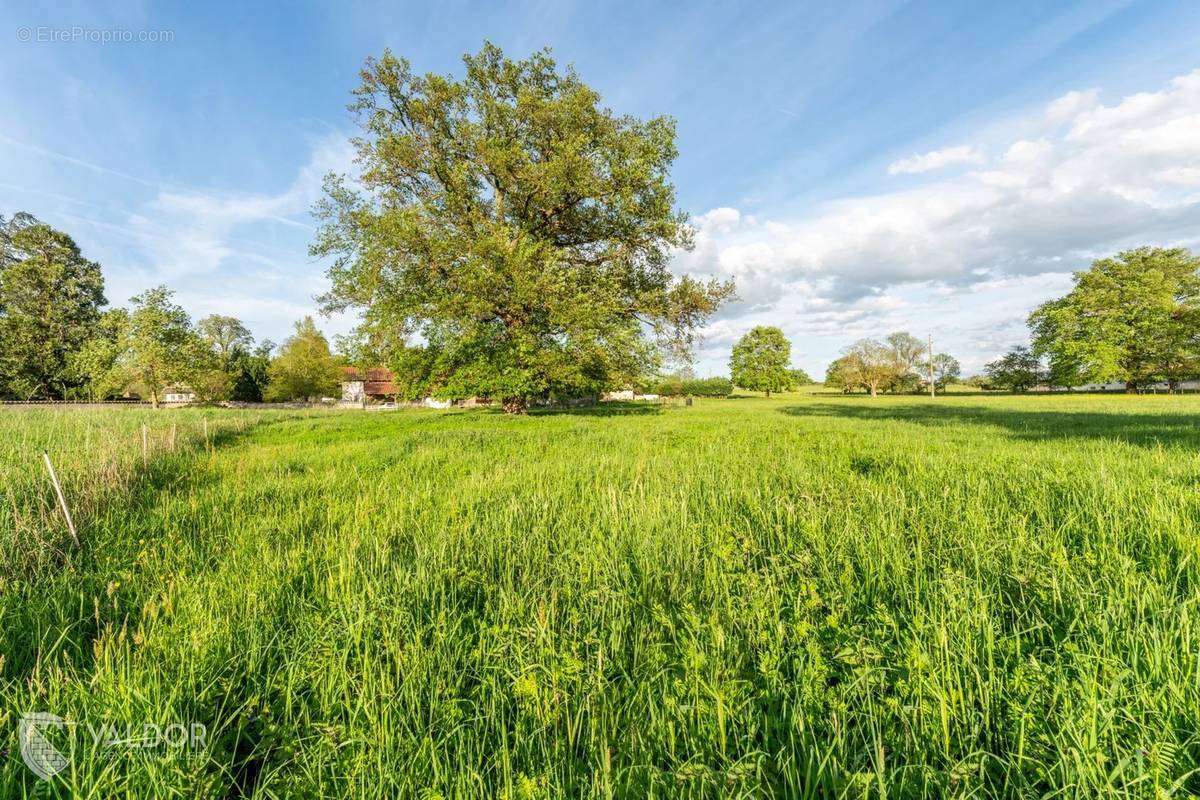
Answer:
xmin=162 ymin=386 xmax=195 ymax=404
xmin=341 ymin=367 xmax=398 ymax=405
xmin=340 ymin=367 xmax=500 ymax=408
xmin=1030 ymin=379 xmax=1200 ymax=393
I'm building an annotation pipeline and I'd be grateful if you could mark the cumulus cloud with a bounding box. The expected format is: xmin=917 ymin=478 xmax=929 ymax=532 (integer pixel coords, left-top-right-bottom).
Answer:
xmin=887 ymin=145 xmax=982 ymax=175
xmin=693 ymin=206 xmax=742 ymax=233
xmin=677 ymin=69 xmax=1200 ymax=373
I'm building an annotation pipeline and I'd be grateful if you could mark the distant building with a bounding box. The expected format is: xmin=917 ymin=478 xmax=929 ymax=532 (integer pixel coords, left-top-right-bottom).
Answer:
xmin=340 ymin=367 xmax=500 ymax=409
xmin=162 ymin=386 xmax=196 ymax=404
xmin=341 ymin=367 xmax=398 ymax=405
xmin=1030 ymin=380 xmax=1200 ymax=392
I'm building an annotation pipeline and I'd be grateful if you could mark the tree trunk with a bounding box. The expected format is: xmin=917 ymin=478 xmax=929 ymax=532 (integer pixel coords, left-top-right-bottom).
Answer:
xmin=869 ymin=384 xmax=877 ymax=398
xmin=502 ymin=397 xmax=528 ymax=415
xmin=765 ymin=389 xmax=770 ymax=398
xmin=1125 ymin=381 xmax=1137 ymax=394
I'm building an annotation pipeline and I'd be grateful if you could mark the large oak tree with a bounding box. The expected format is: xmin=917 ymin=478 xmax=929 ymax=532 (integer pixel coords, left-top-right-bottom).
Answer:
xmin=1030 ymin=248 xmax=1200 ymax=391
xmin=729 ymin=326 xmax=793 ymax=397
xmin=312 ymin=43 xmax=733 ymax=412
xmin=0 ymin=213 xmax=106 ymax=399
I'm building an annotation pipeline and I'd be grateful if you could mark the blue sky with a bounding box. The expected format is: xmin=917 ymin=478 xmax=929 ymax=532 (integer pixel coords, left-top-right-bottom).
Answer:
xmin=3 ymin=1 xmax=1200 ymax=376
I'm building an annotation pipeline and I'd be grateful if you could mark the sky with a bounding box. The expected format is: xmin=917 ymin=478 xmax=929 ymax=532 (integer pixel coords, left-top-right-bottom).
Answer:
xmin=2 ymin=0 xmax=1199 ymax=377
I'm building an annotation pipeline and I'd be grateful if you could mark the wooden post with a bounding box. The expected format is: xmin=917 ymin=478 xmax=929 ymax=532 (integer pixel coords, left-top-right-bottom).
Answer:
xmin=928 ymin=334 xmax=936 ymax=399
xmin=42 ymin=451 xmax=80 ymax=548
xmin=142 ymin=423 xmax=148 ymax=467
xmin=203 ymin=417 xmax=209 ymax=447
xmin=170 ymin=422 xmax=177 ymax=452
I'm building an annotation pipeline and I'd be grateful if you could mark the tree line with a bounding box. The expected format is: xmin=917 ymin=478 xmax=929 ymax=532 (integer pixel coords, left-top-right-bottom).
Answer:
xmin=979 ymin=247 xmax=1200 ymax=393
xmin=0 ymin=213 xmax=344 ymax=405
xmin=8 ymin=41 xmax=1197 ymax=406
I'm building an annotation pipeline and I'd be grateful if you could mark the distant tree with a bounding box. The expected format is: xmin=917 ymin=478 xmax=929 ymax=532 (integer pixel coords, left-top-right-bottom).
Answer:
xmin=0 ymin=213 xmax=106 ymax=399
xmin=67 ymin=308 xmax=129 ymax=401
xmin=197 ymin=314 xmax=253 ymax=360
xmin=228 ymin=341 xmax=274 ymax=402
xmin=930 ymin=353 xmax=961 ymax=391
xmin=674 ymin=364 xmax=698 ymax=382
xmin=730 ymin=326 xmax=793 ymax=396
xmin=884 ymin=332 xmax=925 ymax=392
xmin=311 ymin=43 xmax=733 ymax=413
xmin=685 ymin=376 xmax=733 ymax=397
xmin=189 ymin=364 xmax=232 ymax=403
xmin=824 ymin=357 xmax=853 ymax=392
xmin=266 ymin=317 xmax=341 ymax=402
xmin=124 ymin=286 xmax=198 ymax=409
xmin=1029 ymin=247 xmax=1200 ymax=392
xmin=196 ymin=314 xmax=270 ymax=402
xmin=835 ymin=339 xmax=895 ymax=398
xmin=789 ymin=367 xmax=813 ymax=386
xmin=984 ymin=346 xmax=1042 ymax=393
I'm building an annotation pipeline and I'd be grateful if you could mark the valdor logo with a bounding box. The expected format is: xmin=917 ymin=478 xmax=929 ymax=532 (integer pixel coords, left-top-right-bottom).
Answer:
xmin=19 ymin=712 xmax=70 ymax=781
xmin=17 ymin=711 xmax=208 ymax=780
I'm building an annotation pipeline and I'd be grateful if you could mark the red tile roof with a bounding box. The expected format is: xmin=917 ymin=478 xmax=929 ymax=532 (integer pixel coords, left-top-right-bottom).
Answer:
xmin=343 ymin=367 xmax=397 ymax=396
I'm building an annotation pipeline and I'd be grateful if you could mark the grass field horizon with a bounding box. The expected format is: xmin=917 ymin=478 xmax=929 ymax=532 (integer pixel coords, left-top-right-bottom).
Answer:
xmin=2 ymin=394 xmax=1199 ymax=797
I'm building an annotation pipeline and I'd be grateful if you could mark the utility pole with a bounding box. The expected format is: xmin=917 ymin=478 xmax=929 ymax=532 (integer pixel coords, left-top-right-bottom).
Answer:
xmin=928 ymin=333 xmax=936 ymax=399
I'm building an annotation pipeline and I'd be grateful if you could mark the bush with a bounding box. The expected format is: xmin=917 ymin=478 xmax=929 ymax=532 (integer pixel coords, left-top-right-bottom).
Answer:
xmin=637 ymin=376 xmax=732 ymax=397
xmin=686 ymin=377 xmax=733 ymax=396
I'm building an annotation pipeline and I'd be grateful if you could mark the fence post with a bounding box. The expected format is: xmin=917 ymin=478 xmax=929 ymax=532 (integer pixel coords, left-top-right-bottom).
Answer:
xmin=42 ymin=451 xmax=80 ymax=548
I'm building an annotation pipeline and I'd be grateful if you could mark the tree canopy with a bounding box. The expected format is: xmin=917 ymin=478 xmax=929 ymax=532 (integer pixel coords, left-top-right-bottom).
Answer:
xmin=124 ymin=286 xmax=203 ymax=408
xmin=311 ymin=43 xmax=733 ymax=412
xmin=0 ymin=213 xmax=106 ymax=399
xmin=1029 ymin=247 xmax=1200 ymax=391
xmin=825 ymin=333 xmax=955 ymax=396
xmin=930 ymin=353 xmax=961 ymax=390
xmin=984 ymin=346 xmax=1042 ymax=393
xmin=198 ymin=314 xmax=254 ymax=360
xmin=829 ymin=339 xmax=895 ymax=397
xmin=729 ymin=326 xmax=793 ymax=396
xmin=265 ymin=317 xmax=341 ymax=402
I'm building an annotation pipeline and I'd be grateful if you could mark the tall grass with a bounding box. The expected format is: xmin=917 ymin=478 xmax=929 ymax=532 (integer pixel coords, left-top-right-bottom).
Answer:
xmin=1 ymin=395 xmax=1198 ymax=797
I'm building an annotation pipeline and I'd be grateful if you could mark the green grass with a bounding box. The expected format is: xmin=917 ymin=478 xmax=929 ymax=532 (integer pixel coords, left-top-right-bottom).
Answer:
xmin=2 ymin=395 xmax=1199 ymax=797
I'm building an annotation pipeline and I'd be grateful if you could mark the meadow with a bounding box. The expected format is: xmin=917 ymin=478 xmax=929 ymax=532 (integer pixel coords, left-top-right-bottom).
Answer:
xmin=1 ymin=394 xmax=1198 ymax=798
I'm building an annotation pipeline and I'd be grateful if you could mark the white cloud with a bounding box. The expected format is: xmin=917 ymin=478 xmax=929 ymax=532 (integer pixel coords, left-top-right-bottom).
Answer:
xmin=1045 ymin=88 xmax=1099 ymax=123
xmin=887 ymin=145 xmax=982 ymax=175
xmin=693 ymin=206 xmax=742 ymax=233
xmin=678 ymin=69 xmax=1200 ymax=374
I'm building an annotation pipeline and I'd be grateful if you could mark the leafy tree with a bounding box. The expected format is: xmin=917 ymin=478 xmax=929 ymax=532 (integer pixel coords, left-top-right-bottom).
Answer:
xmin=67 ymin=308 xmax=129 ymax=401
xmin=640 ymin=375 xmax=732 ymax=397
xmin=228 ymin=341 xmax=274 ymax=402
xmin=311 ymin=43 xmax=733 ymax=413
xmin=983 ymin=346 xmax=1042 ymax=392
xmin=683 ymin=376 xmax=732 ymax=397
xmin=1029 ymin=248 xmax=1200 ymax=392
xmin=197 ymin=314 xmax=253 ymax=360
xmin=930 ymin=353 xmax=961 ymax=391
xmin=0 ymin=213 xmax=106 ymax=398
xmin=832 ymin=339 xmax=895 ymax=397
xmin=196 ymin=314 xmax=269 ymax=401
xmin=265 ymin=317 xmax=341 ymax=402
xmin=124 ymin=286 xmax=198 ymax=408
xmin=189 ymin=364 xmax=232 ymax=403
xmin=730 ymin=326 xmax=793 ymax=396
xmin=823 ymin=357 xmax=852 ymax=392
xmin=884 ymin=332 xmax=925 ymax=392
xmin=789 ymin=367 xmax=813 ymax=386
